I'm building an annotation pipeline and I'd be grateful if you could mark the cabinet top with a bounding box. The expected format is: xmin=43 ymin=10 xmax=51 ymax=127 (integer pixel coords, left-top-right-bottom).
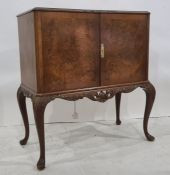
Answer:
xmin=17 ymin=7 xmax=150 ymax=17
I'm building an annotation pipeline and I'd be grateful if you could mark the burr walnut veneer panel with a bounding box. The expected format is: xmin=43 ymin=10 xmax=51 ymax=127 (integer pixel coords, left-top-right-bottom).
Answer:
xmin=18 ymin=12 xmax=37 ymax=92
xmin=41 ymin=12 xmax=100 ymax=92
xmin=101 ymin=13 xmax=149 ymax=86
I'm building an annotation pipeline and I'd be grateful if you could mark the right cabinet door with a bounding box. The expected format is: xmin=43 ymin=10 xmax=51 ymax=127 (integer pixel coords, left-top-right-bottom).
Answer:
xmin=100 ymin=13 xmax=149 ymax=86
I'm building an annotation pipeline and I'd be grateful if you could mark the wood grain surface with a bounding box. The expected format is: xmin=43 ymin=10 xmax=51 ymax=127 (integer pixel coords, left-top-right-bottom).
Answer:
xmin=18 ymin=12 xmax=37 ymax=92
xmin=100 ymin=13 xmax=149 ymax=86
xmin=18 ymin=10 xmax=150 ymax=94
xmin=40 ymin=12 xmax=100 ymax=92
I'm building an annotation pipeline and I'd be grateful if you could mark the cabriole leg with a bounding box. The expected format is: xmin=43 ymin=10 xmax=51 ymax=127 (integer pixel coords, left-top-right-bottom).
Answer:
xmin=142 ymin=82 xmax=156 ymax=141
xmin=17 ymin=86 xmax=29 ymax=145
xmin=32 ymin=97 xmax=50 ymax=170
xmin=115 ymin=93 xmax=121 ymax=125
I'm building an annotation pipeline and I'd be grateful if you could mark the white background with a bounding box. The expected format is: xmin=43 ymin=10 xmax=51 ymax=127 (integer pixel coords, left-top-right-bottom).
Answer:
xmin=0 ymin=0 xmax=170 ymax=126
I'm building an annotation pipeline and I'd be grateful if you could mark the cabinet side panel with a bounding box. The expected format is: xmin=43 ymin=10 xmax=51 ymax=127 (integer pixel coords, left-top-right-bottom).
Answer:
xmin=18 ymin=12 xmax=37 ymax=92
xmin=101 ymin=14 xmax=149 ymax=86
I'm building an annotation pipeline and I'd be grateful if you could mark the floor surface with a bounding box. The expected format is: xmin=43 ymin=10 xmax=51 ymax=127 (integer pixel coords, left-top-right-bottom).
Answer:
xmin=0 ymin=117 xmax=170 ymax=175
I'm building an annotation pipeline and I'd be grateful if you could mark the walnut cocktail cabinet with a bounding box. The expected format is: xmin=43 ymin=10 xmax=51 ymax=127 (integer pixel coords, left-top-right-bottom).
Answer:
xmin=17 ymin=8 xmax=156 ymax=170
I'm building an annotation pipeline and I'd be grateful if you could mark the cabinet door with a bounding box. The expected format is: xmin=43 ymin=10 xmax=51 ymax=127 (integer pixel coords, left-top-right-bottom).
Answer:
xmin=40 ymin=12 xmax=100 ymax=92
xmin=100 ymin=13 xmax=149 ymax=86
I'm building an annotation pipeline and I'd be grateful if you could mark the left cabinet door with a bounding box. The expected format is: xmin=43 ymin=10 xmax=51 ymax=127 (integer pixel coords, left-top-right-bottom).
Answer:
xmin=38 ymin=12 xmax=100 ymax=93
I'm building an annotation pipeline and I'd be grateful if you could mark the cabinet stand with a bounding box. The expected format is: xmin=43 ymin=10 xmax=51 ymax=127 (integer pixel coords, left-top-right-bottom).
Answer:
xmin=17 ymin=81 xmax=155 ymax=170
